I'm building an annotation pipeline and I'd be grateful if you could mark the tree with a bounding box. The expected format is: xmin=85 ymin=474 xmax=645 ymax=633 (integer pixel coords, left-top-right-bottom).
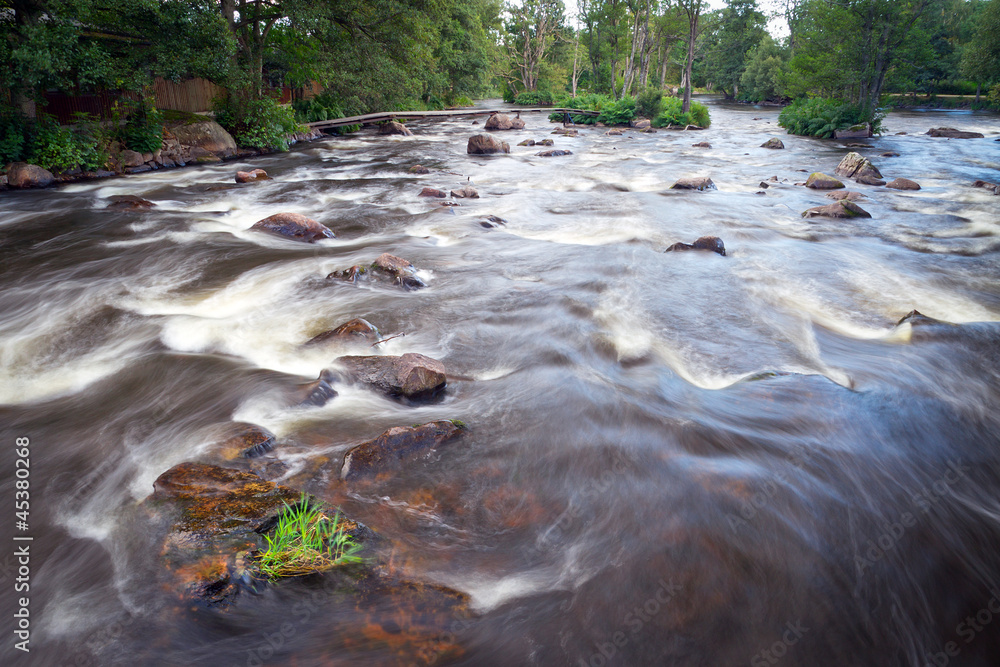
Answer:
xmin=961 ymin=0 xmax=1000 ymax=100
xmin=676 ymin=0 xmax=705 ymax=112
xmin=502 ymin=0 xmax=565 ymax=94
xmin=739 ymin=34 xmax=787 ymax=101
xmin=701 ymin=0 xmax=766 ymax=98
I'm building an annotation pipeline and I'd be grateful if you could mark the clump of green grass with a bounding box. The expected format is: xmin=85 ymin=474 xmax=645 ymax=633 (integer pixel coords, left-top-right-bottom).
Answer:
xmin=256 ymin=495 xmax=363 ymax=579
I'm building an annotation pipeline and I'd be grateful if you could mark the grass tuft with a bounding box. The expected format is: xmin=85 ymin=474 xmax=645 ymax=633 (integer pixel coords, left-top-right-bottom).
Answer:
xmin=255 ymin=495 xmax=363 ymax=579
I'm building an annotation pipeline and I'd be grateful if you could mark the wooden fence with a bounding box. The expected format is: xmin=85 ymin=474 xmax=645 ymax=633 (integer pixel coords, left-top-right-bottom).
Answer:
xmin=153 ymin=77 xmax=225 ymax=114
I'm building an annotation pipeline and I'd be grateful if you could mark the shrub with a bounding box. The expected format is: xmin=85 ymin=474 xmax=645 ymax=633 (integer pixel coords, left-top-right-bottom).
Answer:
xmin=636 ymin=87 xmax=664 ymax=119
xmin=25 ymin=114 xmax=107 ymax=172
xmin=514 ymin=90 xmax=554 ymax=105
xmin=255 ymin=495 xmax=363 ymax=579
xmin=215 ymin=95 xmax=303 ymax=151
xmin=778 ymin=97 xmax=883 ymax=138
xmin=548 ymin=93 xmax=615 ymax=124
xmin=651 ymin=97 xmax=712 ymax=128
xmin=453 ymin=95 xmax=474 ymax=107
xmin=117 ymin=98 xmax=164 ymax=154
xmin=596 ymin=96 xmax=636 ymax=125
xmin=0 ymin=110 xmax=29 ymax=164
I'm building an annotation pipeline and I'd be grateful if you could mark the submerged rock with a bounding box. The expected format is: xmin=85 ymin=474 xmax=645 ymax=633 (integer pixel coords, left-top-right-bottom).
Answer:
xmin=235 ymin=169 xmax=269 ymax=183
xmin=886 ymin=177 xmax=921 ymax=191
xmin=825 ymin=190 xmax=867 ymax=202
xmin=379 ymin=121 xmax=413 ymax=136
xmin=802 ymin=200 xmax=872 ymax=219
xmin=419 ymin=187 xmax=448 ymax=198
xmin=606 ymin=129 xmax=623 ymax=136
xmin=552 ymin=127 xmax=578 ymax=137
xmin=341 ymin=421 xmax=464 ymax=481
xmin=250 ymin=212 xmax=335 ymax=242
xmin=409 ymin=164 xmax=430 ymax=174
xmin=217 ymin=422 xmax=278 ymax=459
xmin=665 ymin=236 xmax=726 ymax=256
xmin=517 ymin=139 xmax=536 ymax=146
xmin=760 ymin=138 xmax=784 ymax=149
xmin=927 ymin=127 xmax=984 ymax=139
xmin=7 ymin=162 xmax=54 ymax=188
xmin=336 ymin=353 xmax=447 ymax=400
xmin=467 ymin=134 xmax=510 ymax=155
xmin=450 ymin=185 xmax=479 ymax=198
xmin=296 ymin=369 xmax=339 ymax=407
xmin=855 ymin=174 xmax=886 ymax=186
xmin=896 ymin=310 xmax=952 ymax=327
xmin=972 ymin=179 xmax=1000 ymax=194
xmin=805 ymin=172 xmax=845 ymax=189
xmin=306 ymin=318 xmax=380 ymax=346
xmin=670 ymin=176 xmax=716 ymax=191
xmin=372 ymin=252 xmax=426 ymax=289
xmin=537 ymin=138 xmax=554 ymax=146
xmin=536 ymin=149 xmax=572 ymax=157
xmin=107 ymin=195 xmax=156 ymax=209
xmin=834 ymin=152 xmax=882 ymax=181
xmin=692 ymin=142 xmax=712 ymax=148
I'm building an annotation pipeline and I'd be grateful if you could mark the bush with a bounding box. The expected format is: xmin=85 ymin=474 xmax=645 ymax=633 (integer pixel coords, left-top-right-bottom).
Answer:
xmin=548 ymin=93 xmax=614 ymax=124
xmin=651 ymin=97 xmax=712 ymax=128
xmin=636 ymin=87 xmax=664 ymax=119
xmin=0 ymin=110 xmax=29 ymax=164
xmin=778 ymin=97 xmax=883 ymax=138
xmin=116 ymin=98 xmax=164 ymax=154
xmin=453 ymin=95 xmax=474 ymax=107
xmin=215 ymin=95 xmax=303 ymax=151
xmin=596 ymin=96 xmax=636 ymax=125
xmin=514 ymin=90 xmax=554 ymax=105
xmin=26 ymin=114 xmax=108 ymax=173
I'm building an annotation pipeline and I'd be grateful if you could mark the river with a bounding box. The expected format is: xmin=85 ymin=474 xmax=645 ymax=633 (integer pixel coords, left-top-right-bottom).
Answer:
xmin=1 ymin=99 xmax=999 ymax=666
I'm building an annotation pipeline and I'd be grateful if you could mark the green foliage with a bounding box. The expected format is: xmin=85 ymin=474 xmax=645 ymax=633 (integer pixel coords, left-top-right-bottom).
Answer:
xmin=739 ymin=35 xmax=787 ymax=102
xmin=701 ymin=0 xmax=768 ymax=98
xmin=215 ymin=95 xmax=302 ymax=151
xmin=514 ymin=90 xmax=555 ymax=105
xmin=115 ymin=98 xmax=164 ymax=154
xmin=453 ymin=96 xmax=474 ymax=107
xmin=635 ymin=87 xmax=664 ymax=119
xmin=26 ymin=114 xmax=107 ymax=173
xmin=778 ymin=97 xmax=884 ymax=138
xmin=548 ymin=93 xmax=615 ymax=124
xmin=596 ymin=96 xmax=636 ymax=125
xmin=0 ymin=111 xmax=30 ymax=164
xmin=651 ymin=97 xmax=711 ymax=128
xmin=256 ymin=495 xmax=363 ymax=580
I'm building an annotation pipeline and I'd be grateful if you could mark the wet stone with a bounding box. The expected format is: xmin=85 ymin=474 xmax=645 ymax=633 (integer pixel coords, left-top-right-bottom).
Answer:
xmin=250 ymin=212 xmax=334 ymax=242
xmin=306 ymin=318 xmax=380 ymax=346
xmin=341 ymin=421 xmax=464 ymax=481
xmin=336 ymin=353 xmax=447 ymax=400
xmin=665 ymin=236 xmax=726 ymax=256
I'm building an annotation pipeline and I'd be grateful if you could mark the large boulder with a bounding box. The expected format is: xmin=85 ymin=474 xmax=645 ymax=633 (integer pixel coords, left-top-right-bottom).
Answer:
xmin=834 ymin=152 xmax=882 ymax=181
xmin=170 ymin=119 xmax=237 ymax=156
xmin=805 ymin=172 xmax=845 ymax=189
xmin=927 ymin=127 xmax=985 ymax=139
xmin=6 ymin=162 xmax=54 ymax=188
xmin=630 ymin=119 xmax=652 ymax=129
xmin=467 ymin=134 xmax=510 ymax=154
xmin=336 ymin=353 xmax=447 ymax=400
xmin=378 ymin=121 xmax=413 ymax=136
xmin=665 ymin=236 xmax=726 ymax=256
xmin=802 ymin=200 xmax=872 ymax=219
xmin=833 ymin=124 xmax=871 ymax=139
xmin=119 ymin=150 xmax=146 ymax=168
xmin=886 ymin=177 xmax=920 ymax=191
xmin=250 ymin=212 xmax=334 ymax=242
xmin=341 ymin=421 xmax=464 ymax=481
xmin=760 ymin=138 xmax=784 ymax=149
xmin=670 ymin=176 xmax=716 ymax=191
xmin=306 ymin=318 xmax=380 ymax=346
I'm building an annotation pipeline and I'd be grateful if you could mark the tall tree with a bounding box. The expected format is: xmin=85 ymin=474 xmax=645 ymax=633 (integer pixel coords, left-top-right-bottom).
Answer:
xmin=676 ymin=0 xmax=704 ymax=112
xmin=701 ymin=0 xmax=766 ymax=99
xmin=961 ymin=0 xmax=1000 ymax=99
xmin=503 ymin=0 xmax=565 ymax=93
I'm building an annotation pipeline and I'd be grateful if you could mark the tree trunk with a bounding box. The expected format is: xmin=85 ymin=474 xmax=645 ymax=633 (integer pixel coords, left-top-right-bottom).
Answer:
xmin=976 ymin=83 xmax=981 ymax=103
xmin=683 ymin=15 xmax=696 ymax=113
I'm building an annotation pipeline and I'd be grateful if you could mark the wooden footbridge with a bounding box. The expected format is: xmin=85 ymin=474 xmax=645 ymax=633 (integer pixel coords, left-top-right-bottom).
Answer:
xmin=306 ymin=107 xmax=599 ymax=130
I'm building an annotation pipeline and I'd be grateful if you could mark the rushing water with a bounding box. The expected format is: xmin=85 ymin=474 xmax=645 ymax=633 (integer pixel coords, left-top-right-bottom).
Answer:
xmin=1 ymin=99 xmax=1000 ymax=667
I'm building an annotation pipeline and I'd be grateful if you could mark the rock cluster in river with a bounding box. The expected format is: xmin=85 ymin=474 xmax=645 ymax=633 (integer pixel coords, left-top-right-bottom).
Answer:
xmin=485 ymin=113 xmax=525 ymax=131
xmin=927 ymin=127 xmax=985 ymax=139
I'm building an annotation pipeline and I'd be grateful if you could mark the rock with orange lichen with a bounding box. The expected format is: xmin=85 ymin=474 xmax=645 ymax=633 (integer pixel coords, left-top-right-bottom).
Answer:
xmin=145 ymin=462 xmax=370 ymax=605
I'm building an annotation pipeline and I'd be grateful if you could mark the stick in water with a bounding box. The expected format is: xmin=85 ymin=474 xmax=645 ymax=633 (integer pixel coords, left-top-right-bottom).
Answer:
xmin=371 ymin=332 xmax=407 ymax=347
